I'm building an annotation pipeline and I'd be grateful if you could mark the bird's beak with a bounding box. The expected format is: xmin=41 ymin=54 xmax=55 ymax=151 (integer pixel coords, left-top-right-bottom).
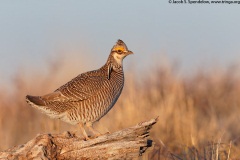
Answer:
xmin=125 ymin=50 xmax=133 ymax=55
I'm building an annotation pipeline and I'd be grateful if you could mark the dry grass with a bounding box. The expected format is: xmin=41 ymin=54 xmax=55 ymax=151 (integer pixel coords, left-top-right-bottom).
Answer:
xmin=0 ymin=54 xmax=240 ymax=159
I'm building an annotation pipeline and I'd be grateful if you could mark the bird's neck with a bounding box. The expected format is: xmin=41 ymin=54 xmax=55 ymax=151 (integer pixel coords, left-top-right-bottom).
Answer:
xmin=105 ymin=55 xmax=123 ymax=71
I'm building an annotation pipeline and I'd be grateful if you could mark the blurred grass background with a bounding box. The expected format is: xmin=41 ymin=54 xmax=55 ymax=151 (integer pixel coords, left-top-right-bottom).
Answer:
xmin=0 ymin=53 xmax=240 ymax=159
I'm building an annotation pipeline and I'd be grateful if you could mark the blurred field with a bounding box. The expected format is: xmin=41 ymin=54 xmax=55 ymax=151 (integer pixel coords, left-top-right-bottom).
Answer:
xmin=0 ymin=54 xmax=240 ymax=159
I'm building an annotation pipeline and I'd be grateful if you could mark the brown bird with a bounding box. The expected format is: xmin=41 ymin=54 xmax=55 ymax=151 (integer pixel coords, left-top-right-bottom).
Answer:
xmin=26 ymin=39 xmax=133 ymax=140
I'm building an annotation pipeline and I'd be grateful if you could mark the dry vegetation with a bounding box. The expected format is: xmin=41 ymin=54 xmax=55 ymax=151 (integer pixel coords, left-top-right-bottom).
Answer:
xmin=0 ymin=54 xmax=240 ymax=159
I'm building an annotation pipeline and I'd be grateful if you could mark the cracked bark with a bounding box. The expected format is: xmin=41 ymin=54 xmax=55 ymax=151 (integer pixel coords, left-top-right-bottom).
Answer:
xmin=0 ymin=118 xmax=157 ymax=160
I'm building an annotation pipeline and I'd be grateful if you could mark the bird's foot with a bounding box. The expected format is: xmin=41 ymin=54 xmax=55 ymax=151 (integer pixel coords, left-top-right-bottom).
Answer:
xmin=83 ymin=136 xmax=91 ymax=141
xmin=90 ymin=132 xmax=101 ymax=139
xmin=62 ymin=131 xmax=77 ymax=138
xmin=89 ymin=131 xmax=110 ymax=139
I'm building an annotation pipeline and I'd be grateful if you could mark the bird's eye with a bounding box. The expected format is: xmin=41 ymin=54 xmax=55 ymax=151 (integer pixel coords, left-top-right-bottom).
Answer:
xmin=117 ymin=50 xmax=123 ymax=54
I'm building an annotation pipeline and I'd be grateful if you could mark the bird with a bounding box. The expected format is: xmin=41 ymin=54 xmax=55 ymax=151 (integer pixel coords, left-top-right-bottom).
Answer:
xmin=26 ymin=39 xmax=133 ymax=140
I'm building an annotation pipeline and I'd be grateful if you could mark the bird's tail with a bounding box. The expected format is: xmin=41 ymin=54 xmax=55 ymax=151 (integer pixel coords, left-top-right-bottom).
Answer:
xmin=26 ymin=95 xmax=45 ymax=106
xmin=26 ymin=95 xmax=68 ymax=121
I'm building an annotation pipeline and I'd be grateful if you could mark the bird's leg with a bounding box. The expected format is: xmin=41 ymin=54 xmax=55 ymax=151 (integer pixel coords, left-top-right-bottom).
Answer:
xmin=86 ymin=122 xmax=101 ymax=138
xmin=78 ymin=122 xmax=90 ymax=140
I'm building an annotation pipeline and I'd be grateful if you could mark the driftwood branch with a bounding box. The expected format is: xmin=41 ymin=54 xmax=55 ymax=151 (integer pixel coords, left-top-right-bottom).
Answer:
xmin=0 ymin=118 xmax=158 ymax=159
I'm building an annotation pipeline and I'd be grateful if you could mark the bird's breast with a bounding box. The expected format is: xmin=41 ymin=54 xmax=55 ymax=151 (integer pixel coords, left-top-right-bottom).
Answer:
xmin=92 ymin=70 xmax=124 ymax=121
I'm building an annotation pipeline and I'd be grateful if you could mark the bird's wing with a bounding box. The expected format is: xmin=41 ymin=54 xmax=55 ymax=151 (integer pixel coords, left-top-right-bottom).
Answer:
xmin=42 ymin=70 xmax=107 ymax=103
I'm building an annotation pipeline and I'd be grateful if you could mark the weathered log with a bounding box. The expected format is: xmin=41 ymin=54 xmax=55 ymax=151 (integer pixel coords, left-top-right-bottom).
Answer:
xmin=0 ymin=118 xmax=157 ymax=160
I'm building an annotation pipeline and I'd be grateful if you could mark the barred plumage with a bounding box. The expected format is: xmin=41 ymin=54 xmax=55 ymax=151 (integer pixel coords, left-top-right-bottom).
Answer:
xmin=26 ymin=39 xmax=133 ymax=140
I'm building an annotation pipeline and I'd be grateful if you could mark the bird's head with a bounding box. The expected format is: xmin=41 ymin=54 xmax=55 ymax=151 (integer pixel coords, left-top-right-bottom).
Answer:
xmin=110 ymin=39 xmax=133 ymax=65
